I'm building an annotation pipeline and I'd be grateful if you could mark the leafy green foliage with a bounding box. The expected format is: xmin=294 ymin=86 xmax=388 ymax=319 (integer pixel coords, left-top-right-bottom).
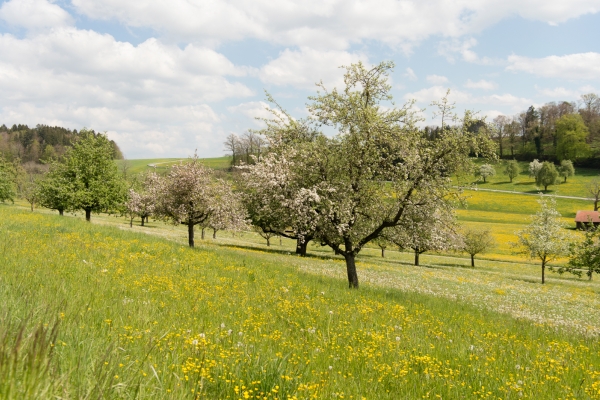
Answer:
xmin=461 ymin=228 xmax=495 ymax=267
xmin=0 ymin=156 xmax=16 ymax=203
xmin=503 ymin=160 xmax=520 ymax=183
xmin=59 ymin=130 xmax=126 ymax=220
xmin=557 ymin=228 xmax=600 ymax=280
xmin=559 ymin=160 xmax=575 ymax=183
xmin=537 ymin=162 xmax=559 ymax=191
xmin=477 ymin=163 xmax=496 ymax=183
xmin=556 ymin=114 xmax=590 ymax=161
xmin=514 ymin=197 xmax=571 ymax=283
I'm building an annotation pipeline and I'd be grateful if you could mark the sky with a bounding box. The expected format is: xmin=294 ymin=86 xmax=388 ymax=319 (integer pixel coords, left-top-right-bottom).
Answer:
xmin=0 ymin=0 xmax=599 ymax=159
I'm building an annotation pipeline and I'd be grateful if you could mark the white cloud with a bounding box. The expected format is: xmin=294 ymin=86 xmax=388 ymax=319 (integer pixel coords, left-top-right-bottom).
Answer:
xmin=404 ymin=86 xmax=472 ymax=104
xmin=227 ymin=101 xmax=274 ymax=127
xmin=405 ymin=86 xmax=532 ymax=115
xmin=259 ymin=47 xmax=367 ymax=89
xmin=404 ymin=68 xmax=418 ymax=81
xmin=0 ymin=27 xmax=255 ymax=157
xmin=465 ymin=79 xmax=498 ymax=90
xmin=426 ymin=75 xmax=448 ymax=84
xmin=438 ymin=37 xmax=498 ymax=65
xmin=70 ymin=0 xmax=600 ymax=50
xmin=0 ymin=0 xmax=73 ymax=31
xmin=535 ymin=85 xmax=598 ymax=100
xmin=507 ymin=52 xmax=600 ymax=80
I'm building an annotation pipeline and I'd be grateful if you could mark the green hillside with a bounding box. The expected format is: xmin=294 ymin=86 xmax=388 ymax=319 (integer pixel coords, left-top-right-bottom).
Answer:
xmin=2 ymin=203 xmax=600 ymax=398
xmin=118 ymin=156 xmax=232 ymax=175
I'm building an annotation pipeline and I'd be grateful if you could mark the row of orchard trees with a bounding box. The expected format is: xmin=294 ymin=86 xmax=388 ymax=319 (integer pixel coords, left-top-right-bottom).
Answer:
xmin=475 ymin=159 xmax=575 ymax=190
xmin=0 ymin=130 xmax=248 ymax=247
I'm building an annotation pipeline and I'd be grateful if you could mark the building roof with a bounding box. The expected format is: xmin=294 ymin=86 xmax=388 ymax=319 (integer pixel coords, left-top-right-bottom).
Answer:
xmin=575 ymin=210 xmax=600 ymax=223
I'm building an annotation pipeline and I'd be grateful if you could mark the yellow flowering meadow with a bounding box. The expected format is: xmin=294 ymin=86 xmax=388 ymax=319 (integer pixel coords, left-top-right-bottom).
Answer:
xmin=1 ymin=206 xmax=600 ymax=399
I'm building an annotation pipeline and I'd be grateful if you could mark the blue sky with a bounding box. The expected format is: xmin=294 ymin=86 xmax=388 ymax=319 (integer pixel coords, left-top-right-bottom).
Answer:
xmin=0 ymin=0 xmax=598 ymax=159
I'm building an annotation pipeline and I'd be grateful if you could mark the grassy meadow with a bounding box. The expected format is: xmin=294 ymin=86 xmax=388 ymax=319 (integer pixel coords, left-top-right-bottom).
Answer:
xmin=3 ymin=158 xmax=600 ymax=398
xmin=118 ymin=156 xmax=232 ymax=175
xmin=2 ymin=210 xmax=600 ymax=398
xmin=464 ymin=158 xmax=599 ymax=198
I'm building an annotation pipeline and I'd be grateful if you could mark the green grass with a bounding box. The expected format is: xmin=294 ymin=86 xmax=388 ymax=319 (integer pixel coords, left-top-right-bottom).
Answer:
xmin=464 ymin=158 xmax=600 ymax=198
xmin=118 ymin=156 xmax=232 ymax=175
xmin=3 ymin=205 xmax=600 ymax=398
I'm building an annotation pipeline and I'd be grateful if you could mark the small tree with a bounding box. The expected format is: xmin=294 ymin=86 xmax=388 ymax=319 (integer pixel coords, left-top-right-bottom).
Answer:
xmin=556 ymin=228 xmax=600 ymax=280
xmin=537 ymin=162 xmax=559 ymax=191
xmin=504 ymin=160 xmax=520 ymax=183
xmin=153 ymin=154 xmax=243 ymax=247
xmin=374 ymin=237 xmax=389 ymax=258
xmin=388 ymin=205 xmax=462 ymax=266
xmin=461 ymin=228 xmax=495 ymax=267
xmin=60 ymin=130 xmax=127 ymax=221
xmin=513 ymin=197 xmax=570 ymax=284
xmin=0 ymin=156 xmax=16 ymax=203
xmin=588 ymin=178 xmax=600 ymax=211
xmin=477 ymin=163 xmax=496 ymax=183
xmin=559 ymin=160 xmax=575 ymax=183
xmin=529 ymin=159 xmax=542 ymax=181
xmin=37 ymin=162 xmax=73 ymax=216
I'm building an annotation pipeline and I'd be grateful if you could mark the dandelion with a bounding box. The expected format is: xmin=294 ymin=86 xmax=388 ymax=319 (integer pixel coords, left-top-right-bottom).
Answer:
xmin=199 ymin=333 xmax=205 ymax=338
xmin=192 ymin=340 xmax=198 ymax=346
xmin=396 ymin=336 xmax=401 ymax=341
xmin=220 ymin=323 xmax=225 ymax=328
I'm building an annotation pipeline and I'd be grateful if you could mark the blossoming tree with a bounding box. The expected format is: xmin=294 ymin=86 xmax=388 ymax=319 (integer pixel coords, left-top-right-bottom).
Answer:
xmin=153 ymin=154 xmax=246 ymax=247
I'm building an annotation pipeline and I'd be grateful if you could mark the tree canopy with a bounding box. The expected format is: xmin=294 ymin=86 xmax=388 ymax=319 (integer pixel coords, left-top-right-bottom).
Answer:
xmin=59 ymin=130 xmax=127 ymax=221
xmin=247 ymin=61 xmax=496 ymax=288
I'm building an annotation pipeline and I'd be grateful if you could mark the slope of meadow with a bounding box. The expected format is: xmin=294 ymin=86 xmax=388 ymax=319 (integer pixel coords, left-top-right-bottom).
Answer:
xmin=2 ymin=206 xmax=600 ymax=399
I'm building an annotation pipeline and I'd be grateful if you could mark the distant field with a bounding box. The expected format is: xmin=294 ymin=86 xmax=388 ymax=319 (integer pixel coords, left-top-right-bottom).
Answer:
xmin=463 ymin=158 xmax=600 ymax=198
xmin=117 ymin=156 xmax=232 ymax=175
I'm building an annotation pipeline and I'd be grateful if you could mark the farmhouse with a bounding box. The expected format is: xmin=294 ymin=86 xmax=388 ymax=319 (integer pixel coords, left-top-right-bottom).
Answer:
xmin=575 ymin=210 xmax=600 ymax=230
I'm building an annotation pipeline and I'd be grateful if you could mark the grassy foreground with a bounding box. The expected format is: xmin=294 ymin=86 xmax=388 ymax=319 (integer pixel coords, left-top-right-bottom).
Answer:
xmin=2 ymin=206 xmax=600 ymax=399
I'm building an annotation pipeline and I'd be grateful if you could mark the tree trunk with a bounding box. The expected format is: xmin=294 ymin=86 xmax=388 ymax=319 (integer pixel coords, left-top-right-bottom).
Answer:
xmin=188 ymin=223 xmax=195 ymax=248
xmin=381 ymin=248 xmax=385 ymax=258
xmin=201 ymin=227 xmax=205 ymax=240
xmin=471 ymin=254 xmax=475 ymax=268
xmin=141 ymin=215 xmax=145 ymax=226
xmin=213 ymin=229 xmax=217 ymax=239
xmin=85 ymin=208 xmax=91 ymax=222
xmin=595 ymin=198 xmax=599 ymax=211
xmin=58 ymin=209 xmax=64 ymax=216
xmin=414 ymin=248 xmax=420 ymax=266
xmin=296 ymin=238 xmax=308 ymax=256
xmin=130 ymin=217 xmax=133 ymax=227
xmin=343 ymin=253 xmax=359 ymax=289
xmin=544 ymin=185 xmax=548 ymax=191
xmin=266 ymin=237 xmax=270 ymax=246
xmin=145 ymin=216 xmax=149 ymax=224
xmin=541 ymin=259 xmax=546 ymax=284
xmin=589 ymin=271 xmax=593 ymax=281
xmin=30 ymin=202 xmax=34 ymax=212
xmin=279 ymin=236 xmax=282 ymax=245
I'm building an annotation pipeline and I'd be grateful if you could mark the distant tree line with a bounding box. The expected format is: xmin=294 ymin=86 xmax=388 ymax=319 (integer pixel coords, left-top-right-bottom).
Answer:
xmin=0 ymin=123 xmax=124 ymax=164
xmin=488 ymin=94 xmax=600 ymax=165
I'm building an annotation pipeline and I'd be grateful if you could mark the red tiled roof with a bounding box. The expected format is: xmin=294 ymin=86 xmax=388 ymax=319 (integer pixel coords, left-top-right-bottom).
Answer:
xmin=575 ymin=210 xmax=600 ymax=223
